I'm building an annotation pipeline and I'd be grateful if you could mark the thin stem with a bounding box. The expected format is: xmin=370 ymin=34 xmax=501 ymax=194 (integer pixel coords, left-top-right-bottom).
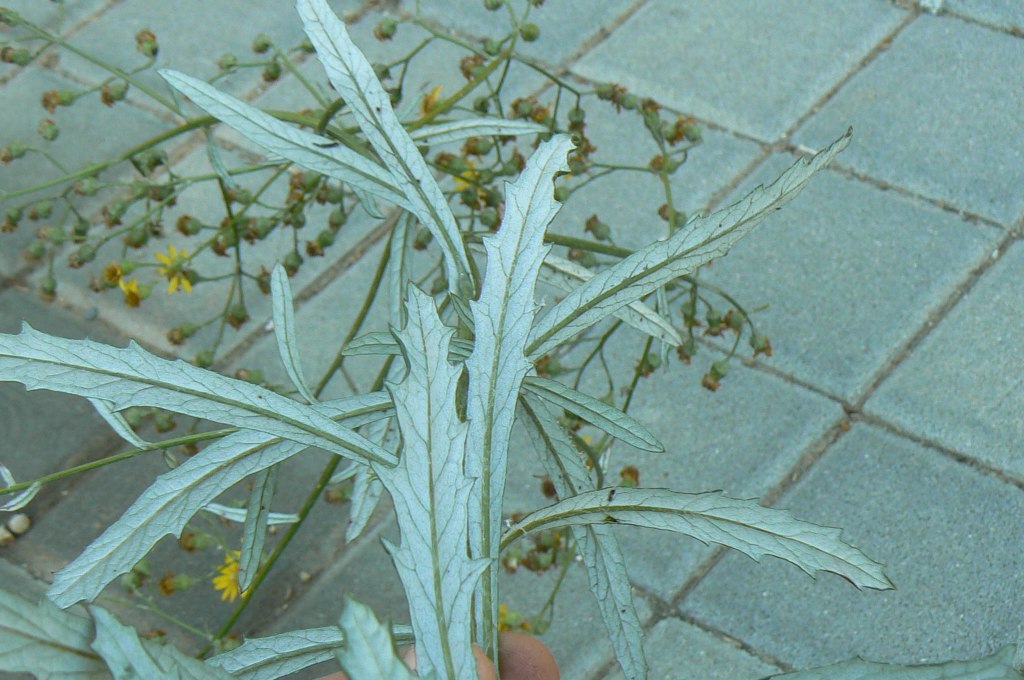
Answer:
xmin=0 ymin=428 xmax=234 ymax=497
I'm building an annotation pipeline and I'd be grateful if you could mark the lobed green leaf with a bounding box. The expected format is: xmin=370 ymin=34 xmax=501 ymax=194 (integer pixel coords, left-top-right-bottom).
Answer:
xmin=0 ymin=324 xmax=394 ymax=466
xmin=527 ymin=129 xmax=852 ymax=358
xmin=297 ymin=0 xmax=474 ymax=298
xmin=502 ymin=486 xmax=893 ymax=591
xmin=48 ymin=392 xmax=392 ymax=607
xmin=159 ymin=69 xmax=412 ymax=211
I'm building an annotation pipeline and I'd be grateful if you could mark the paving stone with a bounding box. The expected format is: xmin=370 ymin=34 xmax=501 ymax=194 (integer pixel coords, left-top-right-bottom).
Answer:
xmin=407 ymin=0 xmax=637 ymax=67
xmin=0 ymin=68 xmax=167 ymax=275
xmin=701 ymin=153 xmax=1000 ymax=402
xmin=0 ymin=285 xmax=125 ymax=492
xmin=573 ymin=0 xmax=905 ymax=142
xmin=682 ymin=423 xmax=1024 ymax=669
xmin=865 ymin=240 xmax=1024 ymax=476
xmin=599 ymin=616 xmax=780 ymax=680
xmin=944 ymin=0 xmax=1024 ymax=32
xmin=795 ymin=15 xmax=1024 ymax=225
xmin=50 ymin=0 xmax=306 ymax=99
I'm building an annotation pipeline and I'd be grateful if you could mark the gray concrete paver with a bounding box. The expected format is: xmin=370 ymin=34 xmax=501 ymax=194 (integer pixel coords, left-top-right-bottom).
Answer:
xmin=795 ymin=14 xmax=1024 ymax=225
xmin=703 ymin=153 xmax=1001 ymax=402
xmin=944 ymin=0 xmax=1024 ymax=32
xmin=866 ymin=239 xmax=1024 ymax=477
xmin=572 ymin=0 xmax=906 ymax=142
xmin=682 ymin=423 xmax=1024 ymax=669
xmin=599 ymin=617 xmax=780 ymax=680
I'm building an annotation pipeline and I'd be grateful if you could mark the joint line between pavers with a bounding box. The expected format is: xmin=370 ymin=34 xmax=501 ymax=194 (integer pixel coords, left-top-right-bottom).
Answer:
xmin=860 ymin=411 xmax=1024 ymax=493
xmin=932 ymin=7 xmax=1024 ymax=42
xmin=782 ymin=7 xmax=920 ymax=143
xmin=0 ymin=0 xmax=121 ymax=88
xmin=852 ymin=230 xmax=1017 ymax=411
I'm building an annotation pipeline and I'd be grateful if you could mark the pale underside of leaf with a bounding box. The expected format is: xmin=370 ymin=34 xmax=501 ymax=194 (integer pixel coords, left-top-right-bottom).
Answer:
xmin=206 ymin=625 xmax=414 ymax=680
xmin=270 ymin=264 xmax=316 ymax=403
xmin=763 ymin=645 xmax=1021 ymax=680
xmin=522 ymin=375 xmax=664 ymax=452
xmin=409 ymin=117 xmax=548 ymax=145
xmin=0 ymin=462 xmax=41 ymax=511
xmin=297 ymin=0 xmax=473 ymax=297
xmin=336 ymin=597 xmax=418 ymax=680
xmin=375 ymin=285 xmax=483 ymax=680
xmin=503 ymin=486 xmax=893 ymax=591
xmin=465 ymin=134 xmax=573 ymax=651
xmin=343 ymin=330 xmax=473 ymax=361
xmin=202 ymin=502 xmax=298 ymax=525
xmin=90 ymin=606 xmax=235 ymax=680
xmin=345 ymin=415 xmax=393 ymax=543
xmin=537 ymin=252 xmax=682 ymax=347
xmin=0 ymin=324 xmax=394 ymax=466
xmin=238 ymin=465 xmax=278 ymax=591
xmin=0 ymin=589 xmax=106 ymax=678
xmin=89 ymin=398 xmax=148 ymax=448
xmin=47 ymin=392 xmax=392 ymax=608
xmin=519 ymin=395 xmax=647 ymax=680
xmin=526 ymin=129 xmax=852 ymax=358
xmin=158 ymin=69 xmax=411 ymax=210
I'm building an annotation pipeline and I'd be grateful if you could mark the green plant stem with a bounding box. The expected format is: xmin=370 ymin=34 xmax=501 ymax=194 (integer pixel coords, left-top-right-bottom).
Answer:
xmin=10 ymin=13 xmax=177 ymax=110
xmin=105 ymin=595 xmax=213 ymax=641
xmin=0 ymin=428 xmax=234 ymax=497
xmin=313 ymin=215 xmax=396 ymax=396
xmin=200 ymin=353 xmax=395 ymax=656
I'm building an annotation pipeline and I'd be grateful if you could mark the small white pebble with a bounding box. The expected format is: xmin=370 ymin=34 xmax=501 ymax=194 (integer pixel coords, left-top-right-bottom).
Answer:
xmin=920 ymin=0 xmax=943 ymax=13
xmin=7 ymin=513 xmax=30 ymax=535
xmin=0 ymin=526 xmax=14 ymax=547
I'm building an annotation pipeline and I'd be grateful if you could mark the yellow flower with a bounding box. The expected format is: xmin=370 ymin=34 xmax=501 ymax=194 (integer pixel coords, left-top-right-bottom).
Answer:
xmin=118 ymin=278 xmax=141 ymax=307
xmin=154 ymin=244 xmax=192 ymax=294
xmin=420 ymin=84 xmax=443 ymax=116
xmin=102 ymin=261 xmax=122 ymax=286
xmin=453 ymin=159 xmax=479 ymax=191
xmin=212 ymin=550 xmax=244 ymax=602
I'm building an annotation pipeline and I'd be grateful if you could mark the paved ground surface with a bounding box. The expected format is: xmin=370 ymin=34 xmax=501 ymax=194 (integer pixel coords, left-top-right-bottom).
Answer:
xmin=1 ymin=0 xmax=1023 ymax=678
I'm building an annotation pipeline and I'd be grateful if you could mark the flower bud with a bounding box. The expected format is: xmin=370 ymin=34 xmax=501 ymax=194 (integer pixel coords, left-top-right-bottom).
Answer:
xmin=167 ymin=322 xmax=198 ymax=345
xmin=123 ymin=225 xmax=149 ymax=248
xmin=194 ymin=350 xmax=214 ymax=368
xmin=553 ymin=185 xmax=569 ymax=202
xmin=473 ymin=96 xmax=490 ymax=113
xmin=483 ymin=0 xmax=502 ymax=9
xmin=24 ymin=239 xmax=45 ymax=261
xmin=135 ymin=29 xmax=158 ymax=58
xmin=710 ymin=357 xmax=729 ymax=379
xmin=373 ymin=18 xmax=398 ymax=41
xmin=283 ymin=250 xmax=302 ymax=275
xmin=0 ymin=47 xmax=31 ymax=66
xmin=0 ymin=141 xmax=27 ymax=163
xmin=37 ymin=118 xmax=58 ymax=141
xmin=251 ymin=33 xmax=272 ymax=54
xmin=29 ymin=199 xmax=53 ymax=220
xmin=100 ymin=80 xmax=128 ymax=105
xmin=39 ymin=273 xmax=57 ymax=300
xmin=479 ymin=207 xmax=499 ymax=228
xmin=413 ymin=227 xmax=432 ymax=250
xmin=216 ymin=52 xmax=238 ymax=71
xmin=316 ymin=228 xmax=335 ymax=248
xmin=483 ymin=38 xmax=502 ymax=56
xmin=519 ymin=23 xmax=540 ymax=42
xmin=75 ymin=176 xmax=100 ymax=196
xmin=67 ymin=243 xmax=97 ymax=268
xmin=584 ymin=215 xmax=610 ymax=241
xmin=154 ymin=411 xmax=176 ymax=433
xmin=262 ymin=60 xmax=282 ymax=82
xmin=176 ymin=215 xmax=202 ymax=235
